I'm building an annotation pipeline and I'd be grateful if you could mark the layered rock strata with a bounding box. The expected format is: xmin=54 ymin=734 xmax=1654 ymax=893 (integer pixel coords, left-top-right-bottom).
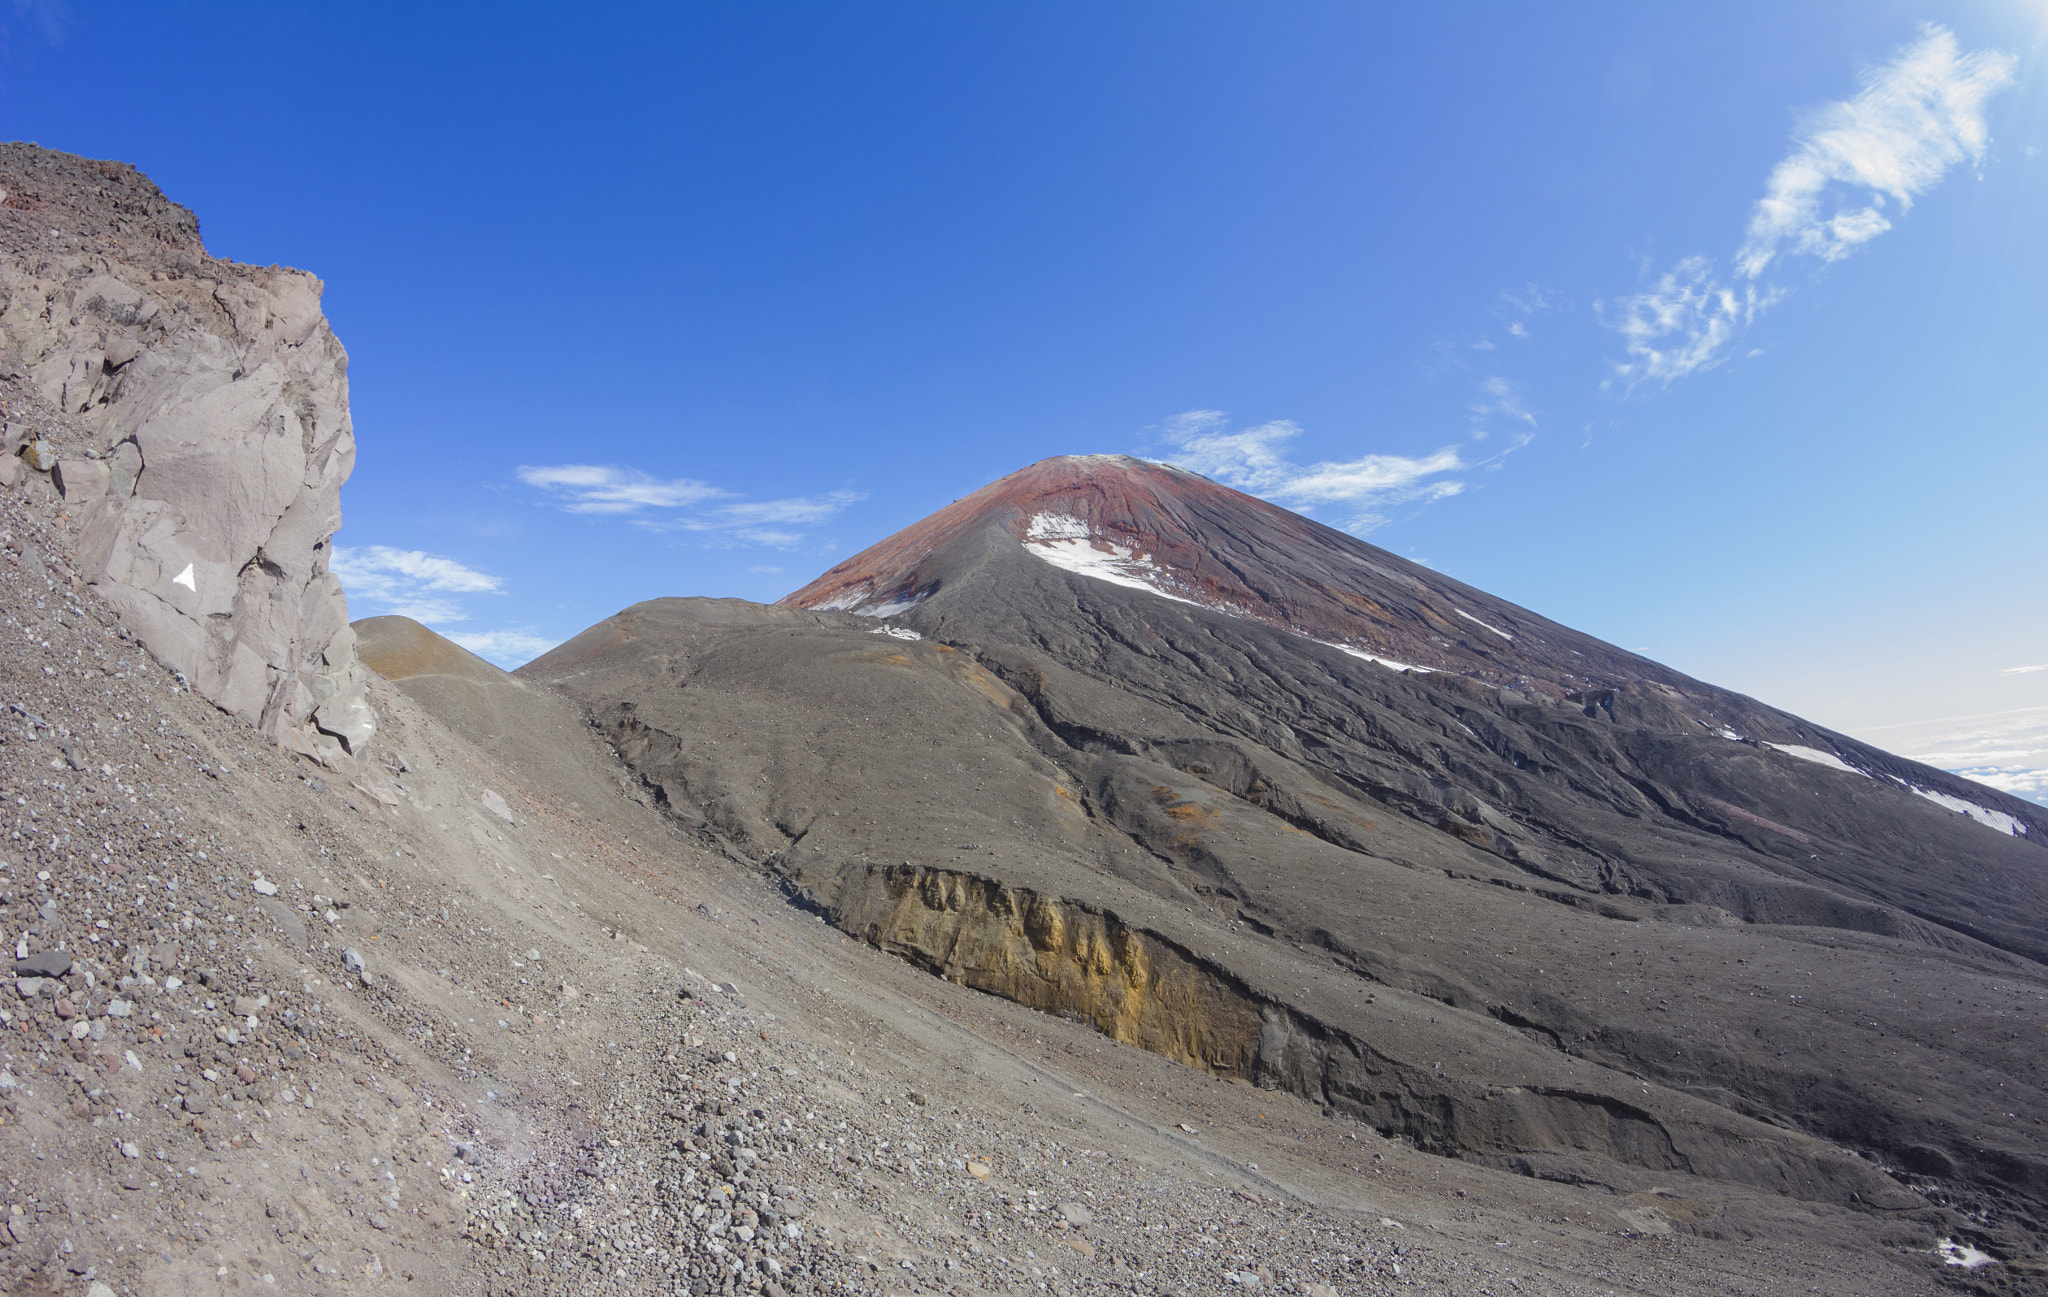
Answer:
xmin=0 ymin=143 xmax=371 ymax=768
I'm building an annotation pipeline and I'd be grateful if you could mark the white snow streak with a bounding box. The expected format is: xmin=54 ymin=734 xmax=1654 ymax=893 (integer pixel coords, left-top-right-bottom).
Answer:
xmin=1021 ymin=515 xmax=1205 ymax=608
xmin=1024 ymin=513 xmax=1092 ymax=542
xmin=1766 ymin=743 xmax=1868 ymax=778
xmin=1939 ymin=1238 xmax=1997 ymax=1269
xmin=810 ymin=587 xmax=926 ymax=617
xmin=1762 ymin=742 xmax=2026 ymax=834
xmin=1911 ymin=787 xmax=2028 ymax=837
xmin=864 ymin=594 xmax=927 ymax=617
xmin=1022 ymin=513 xmax=1435 ymax=674
xmin=1454 ymin=608 xmax=1514 ymax=641
xmin=1325 ymin=643 xmax=1432 ymax=674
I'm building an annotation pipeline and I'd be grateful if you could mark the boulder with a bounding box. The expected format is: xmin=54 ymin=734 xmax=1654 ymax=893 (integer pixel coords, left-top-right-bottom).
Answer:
xmin=14 ymin=950 xmax=72 ymax=978
xmin=107 ymin=441 xmax=142 ymax=498
xmin=54 ymin=457 xmax=109 ymax=505
xmin=0 ymin=144 xmax=374 ymax=770
xmin=313 ymin=693 xmax=376 ymax=755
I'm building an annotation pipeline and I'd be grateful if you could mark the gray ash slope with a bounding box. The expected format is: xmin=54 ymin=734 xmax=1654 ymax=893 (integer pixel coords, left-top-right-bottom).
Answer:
xmin=522 ymin=456 xmax=2048 ymax=1283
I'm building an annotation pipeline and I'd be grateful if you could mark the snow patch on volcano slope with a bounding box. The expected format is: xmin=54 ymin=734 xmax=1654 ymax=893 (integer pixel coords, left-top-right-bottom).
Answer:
xmin=1324 ymin=643 xmax=1432 ymax=674
xmin=1455 ymin=608 xmax=1514 ymax=641
xmin=1939 ymin=1238 xmax=1997 ymax=1268
xmin=810 ymin=585 xmax=928 ymax=617
xmin=1024 ymin=514 xmax=1434 ymax=673
xmin=1910 ymin=787 xmax=2028 ymax=837
xmin=1766 ymin=744 xmax=1868 ymax=777
xmin=1022 ymin=514 xmax=1205 ymax=608
xmin=865 ymin=594 xmax=927 ymax=617
xmin=1024 ymin=513 xmax=1091 ymax=542
xmin=1766 ymin=741 xmax=2029 ymax=835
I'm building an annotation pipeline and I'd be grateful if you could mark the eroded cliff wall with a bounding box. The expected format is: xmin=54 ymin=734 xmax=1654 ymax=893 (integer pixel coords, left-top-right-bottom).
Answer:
xmin=0 ymin=143 xmax=371 ymax=768
xmin=798 ymin=859 xmax=1917 ymax=1210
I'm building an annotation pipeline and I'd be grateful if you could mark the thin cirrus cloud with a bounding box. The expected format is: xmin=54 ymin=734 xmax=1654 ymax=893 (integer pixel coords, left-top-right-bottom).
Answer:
xmin=2002 ymin=664 xmax=2048 ymax=676
xmin=515 ymin=464 xmax=726 ymax=513
xmin=329 ymin=545 xmax=501 ymax=624
xmin=443 ymin=629 xmax=562 ymax=667
xmin=1152 ymin=410 xmax=1474 ymax=534
xmin=329 ymin=546 xmax=558 ymax=668
xmin=517 ymin=463 xmax=863 ymax=547
xmin=1605 ymin=25 xmax=2016 ymax=389
xmin=1470 ymin=375 xmax=1537 ymax=431
xmin=1499 ymin=285 xmax=1558 ymax=341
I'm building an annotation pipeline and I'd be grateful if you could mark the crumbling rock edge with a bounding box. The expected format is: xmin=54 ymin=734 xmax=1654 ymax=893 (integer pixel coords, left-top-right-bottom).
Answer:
xmin=0 ymin=142 xmax=373 ymax=770
xmin=782 ymin=858 xmax=1920 ymax=1215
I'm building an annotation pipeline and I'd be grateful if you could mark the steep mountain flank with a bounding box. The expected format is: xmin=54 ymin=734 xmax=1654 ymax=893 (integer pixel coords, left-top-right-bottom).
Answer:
xmin=354 ymin=613 xmax=672 ymax=825
xmin=527 ymin=459 xmax=2048 ymax=1273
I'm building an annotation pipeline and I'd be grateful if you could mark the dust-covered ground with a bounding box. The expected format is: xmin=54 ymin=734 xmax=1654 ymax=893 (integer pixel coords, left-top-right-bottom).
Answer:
xmin=0 ymin=374 xmax=2002 ymax=1297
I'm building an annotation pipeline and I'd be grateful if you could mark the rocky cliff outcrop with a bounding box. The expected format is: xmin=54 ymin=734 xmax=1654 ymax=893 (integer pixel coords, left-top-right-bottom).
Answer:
xmin=0 ymin=143 xmax=372 ymax=768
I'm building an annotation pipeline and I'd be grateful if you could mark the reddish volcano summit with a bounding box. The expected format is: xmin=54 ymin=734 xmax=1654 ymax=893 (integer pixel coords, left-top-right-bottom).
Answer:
xmin=782 ymin=454 xmax=1681 ymax=701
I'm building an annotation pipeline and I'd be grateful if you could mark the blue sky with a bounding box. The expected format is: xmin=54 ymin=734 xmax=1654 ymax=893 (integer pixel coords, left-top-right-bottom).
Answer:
xmin=5 ymin=2 xmax=2045 ymax=803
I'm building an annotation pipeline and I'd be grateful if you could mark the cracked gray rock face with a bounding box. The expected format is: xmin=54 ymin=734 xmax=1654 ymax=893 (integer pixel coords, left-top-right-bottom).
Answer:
xmin=0 ymin=142 xmax=370 ymax=770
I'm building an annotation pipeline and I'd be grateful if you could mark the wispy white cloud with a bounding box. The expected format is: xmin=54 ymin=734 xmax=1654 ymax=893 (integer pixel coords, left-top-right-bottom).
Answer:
xmin=331 ymin=546 xmax=556 ymax=664
xmin=1606 ymin=259 xmax=1782 ymax=386
xmin=1470 ymin=375 xmax=1537 ymax=428
xmin=1497 ymin=285 xmax=1558 ymax=341
xmin=1154 ymin=411 xmax=1469 ymax=533
xmin=515 ymin=464 xmax=727 ymax=514
xmin=1737 ymin=29 xmax=2015 ymax=278
xmin=443 ymin=629 xmax=561 ymax=670
xmin=718 ymin=493 xmax=864 ymax=527
xmin=1607 ymin=25 xmax=2015 ymax=389
xmin=1501 ymin=286 xmax=1556 ymax=316
xmin=331 ymin=546 xmax=502 ymax=623
xmin=2002 ymin=664 xmax=2048 ymax=676
xmin=517 ymin=463 xmax=864 ymax=547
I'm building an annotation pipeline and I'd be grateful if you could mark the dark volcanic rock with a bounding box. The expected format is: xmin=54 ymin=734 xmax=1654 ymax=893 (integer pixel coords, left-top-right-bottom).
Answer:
xmin=14 ymin=950 xmax=71 ymax=978
xmin=520 ymin=454 xmax=2048 ymax=1263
